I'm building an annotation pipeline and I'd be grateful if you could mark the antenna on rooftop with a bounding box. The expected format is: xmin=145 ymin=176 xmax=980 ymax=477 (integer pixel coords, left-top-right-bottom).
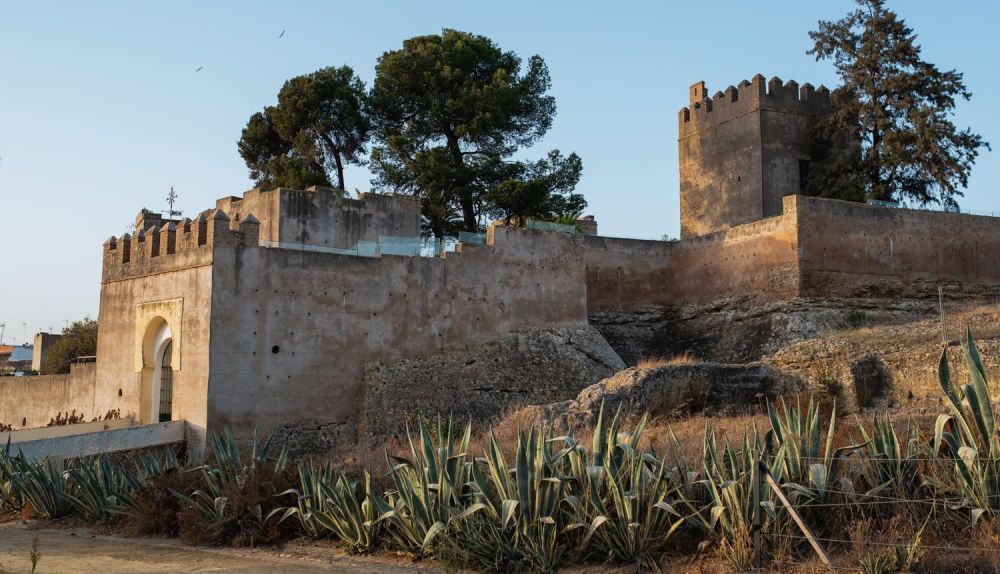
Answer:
xmin=0 ymin=323 xmax=5 ymax=345
xmin=164 ymin=186 xmax=182 ymax=218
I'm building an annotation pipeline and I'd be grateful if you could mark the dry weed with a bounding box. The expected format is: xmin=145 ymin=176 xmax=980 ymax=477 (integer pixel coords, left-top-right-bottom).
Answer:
xmin=636 ymin=352 xmax=700 ymax=369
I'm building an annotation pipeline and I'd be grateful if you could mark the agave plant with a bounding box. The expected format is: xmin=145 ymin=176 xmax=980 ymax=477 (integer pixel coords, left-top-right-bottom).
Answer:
xmin=444 ymin=431 xmax=525 ymax=572
xmin=64 ymin=456 xmax=142 ymax=523
xmin=379 ymin=416 xmax=473 ymax=556
xmin=853 ymin=414 xmax=925 ymax=504
xmin=457 ymin=423 xmax=575 ymax=573
xmin=509 ymin=426 xmax=572 ymax=572
xmin=563 ymin=405 xmax=686 ymax=569
xmin=932 ymin=328 xmax=1000 ymax=525
xmin=692 ymin=424 xmax=760 ymax=555
xmin=270 ymin=462 xmax=336 ymax=538
xmin=313 ymin=471 xmax=386 ymax=554
xmin=9 ymin=456 xmax=73 ymax=519
xmin=173 ymin=426 xmax=289 ymax=537
xmin=0 ymin=450 xmax=24 ymax=512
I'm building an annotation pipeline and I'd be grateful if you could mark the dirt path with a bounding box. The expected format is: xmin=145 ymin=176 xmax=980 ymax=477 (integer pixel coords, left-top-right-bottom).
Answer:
xmin=0 ymin=521 xmax=442 ymax=574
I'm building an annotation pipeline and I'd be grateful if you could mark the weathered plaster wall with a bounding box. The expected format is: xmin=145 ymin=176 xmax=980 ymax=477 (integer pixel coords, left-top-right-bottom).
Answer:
xmin=667 ymin=208 xmax=800 ymax=303
xmin=795 ymin=196 xmax=1000 ymax=298
xmin=679 ymin=75 xmax=831 ymax=238
xmin=679 ymin=78 xmax=764 ymax=239
xmin=95 ymin=216 xmax=223 ymax=458
xmin=206 ymin=226 xmax=589 ymax=444
xmin=582 ymin=236 xmax=674 ymax=311
xmin=215 ymin=186 xmax=421 ymax=249
xmin=584 ymin=204 xmax=800 ymax=312
xmin=0 ymin=363 xmax=97 ymax=429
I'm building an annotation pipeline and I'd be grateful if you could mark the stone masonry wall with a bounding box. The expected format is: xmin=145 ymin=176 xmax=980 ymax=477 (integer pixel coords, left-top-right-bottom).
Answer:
xmin=679 ymin=75 xmax=832 ymax=238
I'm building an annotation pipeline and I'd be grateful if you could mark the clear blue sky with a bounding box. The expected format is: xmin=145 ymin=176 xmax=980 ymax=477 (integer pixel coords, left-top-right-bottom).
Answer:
xmin=1 ymin=1 xmax=996 ymax=344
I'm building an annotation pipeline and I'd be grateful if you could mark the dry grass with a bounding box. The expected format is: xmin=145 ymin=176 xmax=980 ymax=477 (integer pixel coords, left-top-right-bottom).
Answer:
xmin=838 ymin=300 xmax=1000 ymax=348
xmin=636 ymin=351 xmax=700 ymax=369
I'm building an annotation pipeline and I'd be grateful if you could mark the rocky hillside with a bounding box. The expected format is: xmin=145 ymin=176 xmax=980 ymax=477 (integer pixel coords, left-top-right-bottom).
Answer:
xmin=503 ymin=361 xmax=799 ymax=430
xmin=590 ymin=296 xmax=945 ymax=364
xmin=765 ymin=301 xmax=1000 ymax=412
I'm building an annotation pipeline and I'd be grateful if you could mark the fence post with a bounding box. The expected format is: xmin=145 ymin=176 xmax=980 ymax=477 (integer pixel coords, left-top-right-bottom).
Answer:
xmin=938 ymin=285 xmax=946 ymax=343
xmin=761 ymin=461 xmax=835 ymax=571
xmin=753 ymin=453 xmax=762 ymax=571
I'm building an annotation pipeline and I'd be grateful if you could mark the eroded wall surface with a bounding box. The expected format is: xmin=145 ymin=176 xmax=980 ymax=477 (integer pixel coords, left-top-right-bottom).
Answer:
xmin=95 ymin=217 xmax=221 ymax=455
xmin=0 ymin=363 xmax=97 ymax=429
xmin=215 ymin=187 xmax=421 ymax=249
xmin=584 ymin=202 xmax=800 ymax=312
xmin=206 ymin=226 xmax=590 ymax=442
xmin=796 ymin=196 xmax=1000 ymax=298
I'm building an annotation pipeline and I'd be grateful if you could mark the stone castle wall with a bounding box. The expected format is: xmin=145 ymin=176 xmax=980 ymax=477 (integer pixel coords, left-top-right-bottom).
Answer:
xmin=586 ymin=194 xmax=1000 ymax=312
xmin=214 ymin=186 xmax=421 ymax=250
xmin=205 ymin=224 xmax=591 ymax=443
xmin=679 ymin=75 xmax=832 ymax=238
xmin=8 ymin=181 xmax=1000 ymax=456
xmin=0 ymin=362 xmax=97 ymax=429
xmin=795 ymin=196 xmax=1000 ymax=298
xmin=584 ymin=204 xmax=800 ymax=311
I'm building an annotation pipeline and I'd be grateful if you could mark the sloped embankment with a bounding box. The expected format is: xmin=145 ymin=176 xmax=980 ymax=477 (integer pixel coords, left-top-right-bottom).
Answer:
xmin=503 ymin=362 xmax=800 ymax=430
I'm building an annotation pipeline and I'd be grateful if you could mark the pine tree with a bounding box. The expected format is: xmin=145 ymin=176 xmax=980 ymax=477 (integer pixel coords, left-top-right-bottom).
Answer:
xmin=808 ymin=0 xmax=989 ymax=208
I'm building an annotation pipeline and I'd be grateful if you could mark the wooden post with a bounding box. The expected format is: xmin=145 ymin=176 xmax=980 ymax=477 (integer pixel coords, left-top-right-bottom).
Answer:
xmin=938 ymin=285 xmax=946 ymax=343
xmin=763 ymin=463 xmax=835 ymax=571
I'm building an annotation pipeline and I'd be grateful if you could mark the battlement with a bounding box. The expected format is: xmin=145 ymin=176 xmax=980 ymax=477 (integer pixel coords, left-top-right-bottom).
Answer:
xmin=102 ymin=209 xmax=262 ymax=282
xmin=678 ymin=75 xmax=831 ymax=138
xmin=214 ymin=185 xmax=421 ymax=249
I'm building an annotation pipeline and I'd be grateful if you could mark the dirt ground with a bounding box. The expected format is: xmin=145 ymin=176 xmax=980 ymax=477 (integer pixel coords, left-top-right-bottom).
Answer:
xmin=0 ymin=521 xmax=443 ymax=574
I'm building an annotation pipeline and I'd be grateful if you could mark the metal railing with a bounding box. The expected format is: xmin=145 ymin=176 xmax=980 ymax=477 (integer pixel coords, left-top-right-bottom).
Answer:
xmin=866 ymin=198 xmax=998 ymax=217
xmin=526 ymin=219 xmax=578 ymax=233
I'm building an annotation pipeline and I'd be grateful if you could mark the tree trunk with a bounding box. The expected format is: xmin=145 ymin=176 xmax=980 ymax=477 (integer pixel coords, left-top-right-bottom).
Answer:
xmin=445 ymin=134 xmax=477 ymax=233
xmin=333 ymin=152 xmax=346 ymax=190
xmin=319 ymin=133 xmax=347 ymax=190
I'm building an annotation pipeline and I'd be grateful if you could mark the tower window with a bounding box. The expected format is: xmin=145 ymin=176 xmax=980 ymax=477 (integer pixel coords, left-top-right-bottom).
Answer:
xmin=798 ymin=159 xmax=811 ymax=192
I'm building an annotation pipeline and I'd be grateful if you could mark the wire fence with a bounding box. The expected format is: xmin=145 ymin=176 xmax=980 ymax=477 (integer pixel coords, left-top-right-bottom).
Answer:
xmin=936 ymin=289 xmax=1000 ymax=343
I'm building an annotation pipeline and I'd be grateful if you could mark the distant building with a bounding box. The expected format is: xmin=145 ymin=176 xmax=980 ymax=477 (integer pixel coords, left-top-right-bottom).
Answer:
xmin=0 ymin=345 xmax=12 ymax=373
xmin=32 ymin=332 xmax=62 ymax=372
xmin=1 ymin=344 xmax=33 ymax=375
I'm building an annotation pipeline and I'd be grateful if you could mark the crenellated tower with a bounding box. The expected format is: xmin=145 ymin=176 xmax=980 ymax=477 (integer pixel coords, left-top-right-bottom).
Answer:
xmin=678 ymin=74 xmax=834 ymax=238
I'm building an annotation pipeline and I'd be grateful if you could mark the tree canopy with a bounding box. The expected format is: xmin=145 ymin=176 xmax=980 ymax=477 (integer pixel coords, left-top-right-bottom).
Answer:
xmin=42 ymin=318 xmax=98 ymax=375
xmin=807 ymin=0 xmax=989 ymax=207
xmin=238 ymin=66 xmax=370 ymax=191
xmin=369 ymin=29 xmax=584 ymax=235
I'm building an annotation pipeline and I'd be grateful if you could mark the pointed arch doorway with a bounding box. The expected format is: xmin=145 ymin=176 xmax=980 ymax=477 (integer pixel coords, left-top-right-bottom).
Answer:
xmin=140 ymin=318 xmax=175 ymax=423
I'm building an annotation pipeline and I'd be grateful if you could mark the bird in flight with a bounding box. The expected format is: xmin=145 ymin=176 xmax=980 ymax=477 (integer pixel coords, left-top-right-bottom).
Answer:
xmin=278 ymin=30 xmax=285 ymax=39
xmin=195 ymin=66 xmax=203 ymax=72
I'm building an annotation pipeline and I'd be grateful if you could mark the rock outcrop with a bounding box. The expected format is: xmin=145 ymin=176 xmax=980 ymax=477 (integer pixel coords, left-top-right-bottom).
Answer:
xmin=590 ymin=297 xmax=941 ymax=365
xmin=506 ymin=362 xmax=801 ymax=430
xmin=361 ymin=326 xmax=625 ymax=440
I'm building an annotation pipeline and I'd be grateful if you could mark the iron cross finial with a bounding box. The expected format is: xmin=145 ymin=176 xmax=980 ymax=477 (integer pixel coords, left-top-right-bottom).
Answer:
xmin=166 ymin=187 xmax=181 ymax=217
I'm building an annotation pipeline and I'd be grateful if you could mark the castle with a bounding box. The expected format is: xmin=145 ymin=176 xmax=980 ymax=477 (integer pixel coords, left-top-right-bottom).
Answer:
xmin=3 ymin=75 xmax=999 ymax=458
